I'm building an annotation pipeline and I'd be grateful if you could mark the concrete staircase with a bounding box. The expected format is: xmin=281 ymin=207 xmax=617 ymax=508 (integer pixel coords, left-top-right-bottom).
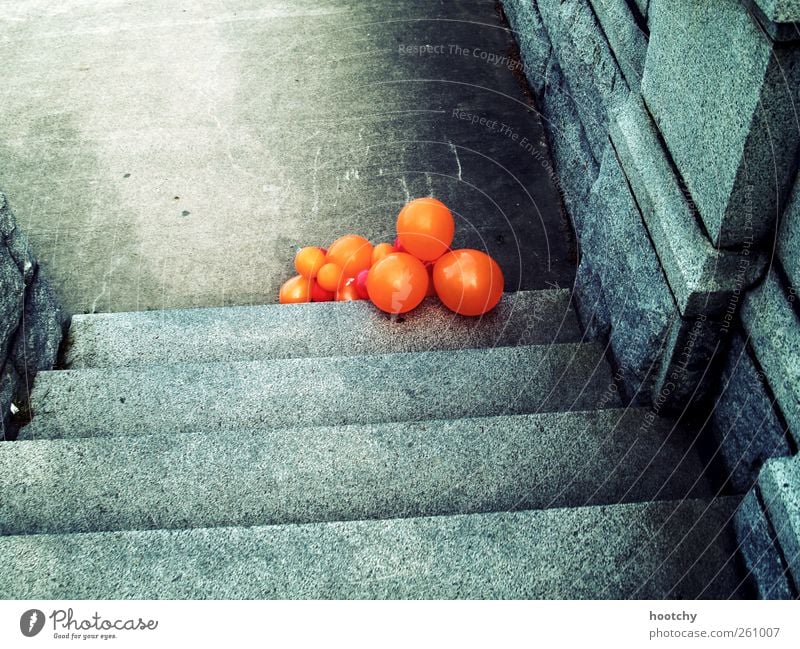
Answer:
xmin=0 ymin=289 xmax=746 ymax=598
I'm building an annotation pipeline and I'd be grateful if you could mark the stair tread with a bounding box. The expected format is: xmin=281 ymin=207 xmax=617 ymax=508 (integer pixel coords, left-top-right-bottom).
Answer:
xmin=65 ymin=290 xmax=582 ymax=369
xmin=0 ymin=498 xmax=744 ymax=599
xmin=2 ymin=408 xmax=711 ymax=535
xmin=25 ymin=342 xmax=617 ymax=439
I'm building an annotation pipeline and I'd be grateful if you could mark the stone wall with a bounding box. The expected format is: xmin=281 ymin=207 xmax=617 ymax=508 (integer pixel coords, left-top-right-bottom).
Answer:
xmin=0 ymin=192 xmax=66 ymax=439
xmin=502 ymin=0 xmax=800 ymax=597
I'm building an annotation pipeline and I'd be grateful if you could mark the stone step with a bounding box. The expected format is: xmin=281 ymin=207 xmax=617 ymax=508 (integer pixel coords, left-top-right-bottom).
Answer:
xmin=1 ymin=409 xmax=712 ymax=535
xmin=64 ymin=290 xmax=582 ymax=369
xmin=0 ymin=498 xmax=744 ymax=599
xmin=23 ymin=342 xmax=617 ymax=440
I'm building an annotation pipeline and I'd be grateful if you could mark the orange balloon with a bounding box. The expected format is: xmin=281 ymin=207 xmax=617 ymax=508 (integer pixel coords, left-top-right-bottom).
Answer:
xmin=279 ymin=275 xmax=312 ymax=304
xmin=326 ymin=235 xmax=373 ymax=279
xmin=294 ymin=247 xmax=326 ymax=278
xmin=371 ymin=242 xmax=394 ymax=266
xmin=367 ymin=252 xmax=429 ymax=314
xmin=317 ymin=262 xmax=344 ymax=292
xmin=432 ymin=249 xmax=504 ymax=316
xmin=396 ymin=198 xmax=455 ymax=261
xmin=335 ymin=281 xmax=363 ymax=302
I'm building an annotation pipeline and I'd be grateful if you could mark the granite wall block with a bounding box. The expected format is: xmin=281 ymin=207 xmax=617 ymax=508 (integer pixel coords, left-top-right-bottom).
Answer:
xmin=642 ymin=0 xmax=800 ymax=247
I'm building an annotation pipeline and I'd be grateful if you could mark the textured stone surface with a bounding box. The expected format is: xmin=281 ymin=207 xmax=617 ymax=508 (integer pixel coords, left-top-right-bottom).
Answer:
xmin=1 ymin=408 xmax=712 ymax=535
xmin=610 ymin=94 xmax=765 ymax=316
xmin=632 ymin=0 xmax=649 ymax=19
xmin=642 ymin=0 xmax=800 ymax=247
xmin=504 ymin=0 xmax=666 ymax=404
xmin=539 ymin=54 xmax=601 ymax=226
xmin=0 ymin=196 xmax=36 ymax=285
xmin=0 ymin=0 xmax=575 ymax=314
xmin=744 ymin=0 xmax=800 ymax=40
xmin=0 ymin=193 xmax=12 ymax=234
xmin=778 ymin=172 xmax=800 ymax=292
xmin=734 ymin=490 xmax=796 ymax=599
xmin=588 ymin=0 xmax=648 ymax=87
xmin=0 ymin=249 xmax=23 ymax=354
xmin=584 ymin=145 xmax=674 ymax=402
xmin=741 ymin=270 xmax=800 ymax=444
xmin=651 ymin=313 xmax=723 ymax=413
xmin=0 ymin=363 xmax=20 ymax=441
xmin=752 ymin=0 xmax=800 ymax=22
xmin=507 ymin=0 xmax=603 ymax=227
xmin=710 ymin=334 xmax=791 ymax=492
xmin=536 ymin=0 xmax=630 ymax=158
xmin=502 ymin=2 xmax=602 ymax=237
xmin=1 ymin=192 xmax=65 ymax=437
xmin=4 ymin=229 xmax=35 ymax=286
xmin=502 ymin=0 xmax=551 ymax=95
xmin=65 ymin=290 xmax=581 ymax=369
xmin=574 ymin=256 xmax=611 ymax=340
xmin=23 ymin=342 xmax=617 ymax=440
xmin=759 ymin=455 xmax=800 ymax=586
xmin=0 ymin=498 xmax=744 ymax=599
xmin=11 ymin=270 xmax=66 ymax=379
xmin=0 ymin=193 xmax=25 ymax=352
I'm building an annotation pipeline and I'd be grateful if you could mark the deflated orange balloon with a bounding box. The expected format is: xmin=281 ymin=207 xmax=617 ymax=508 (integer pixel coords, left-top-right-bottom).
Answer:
xmin=279 ymin=275 xmax=312 ymax=304
xmin=317 ymin=262 xmax=344 ymax=292
xmin=433 ymin=249 xmax=504 ymax=316
xmin=326 ymin=235 xmax=373 ymax=279
xmin=367 ymin=252 xmax=429 ymax=314
xmin=371 ymin=242 xmax=394 ymax=266
xmin=396 ymin=198 xmax=455 ymax=262
xmin=295 ymin=247 xmax=326 ymax=278
xmin=336 ymin=281 xmax=363 ymax=302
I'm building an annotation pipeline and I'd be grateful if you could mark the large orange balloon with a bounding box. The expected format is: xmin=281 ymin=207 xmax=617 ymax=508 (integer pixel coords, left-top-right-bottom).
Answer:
xmin=396 ymin=198 xmax=455 ymax=261
xmin=295 ymin=247 xmax=326 ymax=278
xmin=432 ymin=249 xmax=504 ymax=316
xmin=317 ymin=262 xmax=344 ymax=292
xmin=326 ymin=235 xmax=373 ymax=279
xmin=367 ymin=252 xmax=429 ymax=314
xmin=279 ymin=275 xmax=312 ymax=304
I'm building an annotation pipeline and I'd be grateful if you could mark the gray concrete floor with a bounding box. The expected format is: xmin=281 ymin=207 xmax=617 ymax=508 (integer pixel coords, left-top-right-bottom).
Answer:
xmin=0 ymin=0 xmax=575 ymax=314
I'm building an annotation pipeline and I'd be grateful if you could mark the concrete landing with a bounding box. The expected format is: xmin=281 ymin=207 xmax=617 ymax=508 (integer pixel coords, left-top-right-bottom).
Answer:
xmin=0 ymin=0 xmax=575 ymax=314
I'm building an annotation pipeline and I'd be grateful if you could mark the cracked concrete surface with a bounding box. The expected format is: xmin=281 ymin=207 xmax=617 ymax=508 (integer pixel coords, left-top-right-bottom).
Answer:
xmin=0 ymin=0 xmax=575 ymax=314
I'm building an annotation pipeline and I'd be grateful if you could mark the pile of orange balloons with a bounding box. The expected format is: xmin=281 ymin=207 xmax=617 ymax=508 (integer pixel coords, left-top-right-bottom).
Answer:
xmin=279 ymin=197 xmax=504 ymax=316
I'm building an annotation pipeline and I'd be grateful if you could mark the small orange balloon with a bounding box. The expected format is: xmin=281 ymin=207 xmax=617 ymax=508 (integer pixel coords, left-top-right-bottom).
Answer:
xmin=317 ymin=262 xmax=344 ymax=292
xmin=326 ymin=235 xmax=373 ymax=279
xmin=279 ymin=275 xmax=312 ymax=304
xmin=367 ymin=252 xmax=429 ymax=314
xmin=432 ymin=249 xmax=504 ymax=316
xmin=295 ymin=247 xmax=326 ymax=278
xmin=371 ymin=242 xmax=394 ymax=266
xmin=336 ymin=281 xmax=363 ymax=302
xmin=396 ymin=198 xmax=455 ymax=262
